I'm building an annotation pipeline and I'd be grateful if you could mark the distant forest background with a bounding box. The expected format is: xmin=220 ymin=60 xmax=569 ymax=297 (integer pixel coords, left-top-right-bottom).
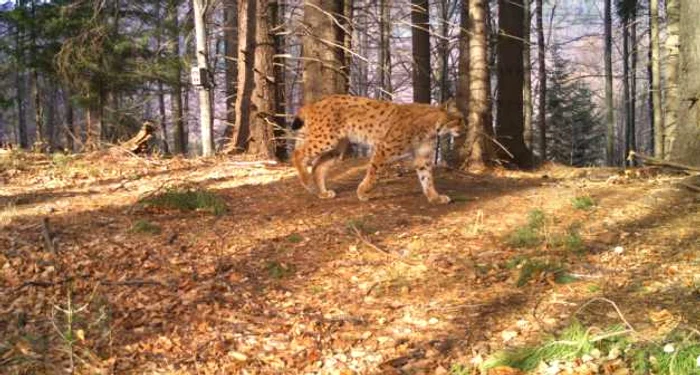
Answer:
xmin=0 ymin=0 xmax=698 ymax=168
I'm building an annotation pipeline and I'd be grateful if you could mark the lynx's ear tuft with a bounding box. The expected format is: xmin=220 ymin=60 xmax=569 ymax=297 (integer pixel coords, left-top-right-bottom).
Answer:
xmin=443 ymin=98 xmax=460 ymax=115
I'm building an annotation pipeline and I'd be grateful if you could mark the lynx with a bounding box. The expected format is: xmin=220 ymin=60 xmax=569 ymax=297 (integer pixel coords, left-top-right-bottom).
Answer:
xmin=292 ymin=95 xmax=464 ymax=203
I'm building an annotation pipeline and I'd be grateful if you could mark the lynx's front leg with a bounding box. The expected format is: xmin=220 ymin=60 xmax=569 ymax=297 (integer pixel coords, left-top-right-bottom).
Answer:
xmin=414 ymin=143 xmax=451 ymax=204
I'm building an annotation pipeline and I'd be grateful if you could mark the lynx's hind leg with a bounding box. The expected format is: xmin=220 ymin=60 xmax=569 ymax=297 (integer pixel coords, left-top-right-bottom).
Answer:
xmin=312 ymin=139 xmax=348 ymax=199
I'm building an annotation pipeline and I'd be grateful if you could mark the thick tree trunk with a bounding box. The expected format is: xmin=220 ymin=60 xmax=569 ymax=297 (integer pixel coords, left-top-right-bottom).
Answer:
xmin=168 ymin=0 xmax=186 ymax=154
xmin=231 ymin=0 xmax=254 ymax=152
xmin=536 ymin=0 xmax=546 ymax=160
xmin=453 ymin=0 xmax=469 ymax=165
xmin=411 ymin=0 xmax=431 ymax=103
xmin=663 ymin=0 xmax=680 ymax=159
xmin=302 ymin=0 xmax=346 ymax=104
xmin=650 ymin=0 xmax=664 ymax=158
xmin=223 ymin=0 xmax=238 ymax=144
xmin=14 ymin=9 xmax=28 ymax=149
xmin=496 ymin=0 xmax=531 ymax=167
xmin=604 ymin=0 xmax=615 ymax=165
xmin=192 ymin=0 xmax=214 ymax=156
xmin=672 ymin=0 xmax=700 ymax=166
xmin=247 ymin=0 xmax=276 ymax=158
xmin=377 ymin=0 xmax=392 ymax=99
xmin=460 ymin=0 xmax=492 ymax=171
xmin=156 ymin=1 xmax=169 ymax=154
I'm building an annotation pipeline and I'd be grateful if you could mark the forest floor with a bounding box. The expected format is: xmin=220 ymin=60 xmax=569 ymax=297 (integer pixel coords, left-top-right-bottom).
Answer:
xmin=1 ymin=150 xmax=699 ymax=375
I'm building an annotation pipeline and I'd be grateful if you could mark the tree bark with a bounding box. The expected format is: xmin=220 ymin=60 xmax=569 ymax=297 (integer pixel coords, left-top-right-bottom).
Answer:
xmin=672 ymin=0 xmax=700 ymax=166
xmin=460 ymin=0 xmax=492 ymax=171
xmin=168 ymin=0 xmax=186 ymax=155
xmin=536 ymin=0 xmax=546 ymax=160
xmin=622 ymin=17 xmax=631 ymax=164
xmin=377 ymin=0 xmax=392 ymax=99
xmin=14 ymin=3 xmax=28 ymax=149
xmin=663 ymin=0 xmax=680 ymax=159
xmin=523 ymin=0 xmax=533 ymax=154
xmin=272 ymin=0 xmax=287 ymax=159
xmin=411 ymin=0 xmax=431 ymax=103
xmin=604 ymin=0 xmax=615 ymax=165
xmin=650 ymin=0 xmax=664 ymax=158
xmin=302 ymin=0 xmax=346 ymax=104
xmin=496 ymin=0 xmax=532 ymax=167
xmin=223 ymin=0 xmax=238 ymax=144
xmin=192 ymin=0 xmax=214 ymax=156
xmin=629 ymin=4 xmax=637 ymax=159
xmin=64 ymin=89 xmax=75 ymax=152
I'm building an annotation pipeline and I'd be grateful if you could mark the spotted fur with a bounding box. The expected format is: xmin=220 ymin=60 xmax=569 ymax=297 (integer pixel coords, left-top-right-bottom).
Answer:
xmin=292 ymin=95 xmax=465 ymax=203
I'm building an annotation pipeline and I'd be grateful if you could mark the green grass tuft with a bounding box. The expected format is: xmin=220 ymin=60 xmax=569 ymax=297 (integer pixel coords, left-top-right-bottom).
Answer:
xmin=266 ymin=261 xmax=294 ymax=279
xmin=140 ymin=188 xmax=227 ymax=215
xmin=449 ymin=363 xmax=472 ymax=375
xmin=482 ymin=321 xmax=626 ymax=371
xmin=572 ymin=196 xmax=596 ymax=210
xmin=131 ymin=219 xmax=161 ymax=234
xmin=507 ymin=227 xmax=543 ymax=248
xmin=286 ymin=233 xmax=304 ymax=243
xmin=512 ymin=258 xmax=576 ymax=287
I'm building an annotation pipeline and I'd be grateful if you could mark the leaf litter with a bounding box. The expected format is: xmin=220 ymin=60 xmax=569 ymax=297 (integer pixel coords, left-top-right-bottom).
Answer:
xmin=0 ymin=152 xmax=699 ymax=374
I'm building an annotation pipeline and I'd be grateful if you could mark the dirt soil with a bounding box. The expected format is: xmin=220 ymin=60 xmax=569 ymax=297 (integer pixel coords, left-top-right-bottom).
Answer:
xmin=1 ymin=152 xmax=698 ymax=374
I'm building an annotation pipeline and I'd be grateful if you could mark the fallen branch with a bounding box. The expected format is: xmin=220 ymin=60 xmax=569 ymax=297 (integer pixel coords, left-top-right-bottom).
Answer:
xmin=349 ymin=224 xmax=421 ymax=266
xmin=14 ymin=277 xmax=165 ymax=291
xmin=627 ymin=151 xmax=700 ymax=173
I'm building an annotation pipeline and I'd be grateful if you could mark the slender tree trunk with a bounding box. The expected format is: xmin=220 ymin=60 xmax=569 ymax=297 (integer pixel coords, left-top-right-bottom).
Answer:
xmin=223 ymin=0 xmax=238 ymax=144
xmin=156 ymin=0 xmax=169 ymax=154
xmin=438 ymin=0 xmax=451 ymax=103
xmin=650 ymin=0 xmax=664 ymax=158
xmin=272 ymin=0 xmax=287 ymax=159
xmin=663 ymin=0 xmax=680 ymax=159
xmin=496 ymin=0 xmax=531 ymax=167
xmin=85 ymin=93 xmax=103 ymax=150
xmin=169 ymin=0 xmax=186 ymax=154
xmin=411 ymin=0 xmax=431 ymax=103
xmin=14 ymin=3 xmax=28 ymax=149
xmin=460 ymin=0 xmax=492 ymax=171
xmin=623 ymin=19 xmax=631 ymax=164
xmin=192 ymin=0 xmax=214 ymax=156
xmin=64 ymin=89 xmax=75 ymax=152
xmin=604 ymin=0 xmax=615 ymax=165
xmin=671 ymin=0 xmax=700 ymax=165
xmin=302 ymin=0 xmax=346 ymax=104
xmin=647 ymin=13 xmax=654 ymax=154
xmin=536 ymin=0 xmax=546 ymax=160
xmin=523 ymin=0 xmax=533 ymax=154
xmin=629 ymin=5 xmax=637 ymax=158
xmin=454 ymin=0 xmax=469 ymax=165
xmin=377 ymin=0 xmax=392 ymax=99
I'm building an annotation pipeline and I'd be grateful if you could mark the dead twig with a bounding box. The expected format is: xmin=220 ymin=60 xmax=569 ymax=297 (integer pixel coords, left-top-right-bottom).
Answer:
xmin=41 ymin=217 xmax=56 ymax=253
xmin=349 ymin=224 xmax=421 ymax=266
xmin=574 ymin=297 xmax=637 ymax=333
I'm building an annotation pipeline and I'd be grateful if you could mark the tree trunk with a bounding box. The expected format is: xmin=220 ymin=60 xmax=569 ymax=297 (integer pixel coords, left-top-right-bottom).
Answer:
xmin=629 ymin=5 xmax=637 ymax=159
xmin=671 ymin=0 xmax=700 ymax=166
xmin=272 ymin=0 xmax=288 ymax=159
xmin=156 ymin=0 xmax=169 ymax=154
xmin=523 ymin=0 xmax=533 ymax=154
xmin=453 ymin=0 xmax=469 ymax=165
xmin=604 ymin=0 xmax=615 ymax=165
xmin=663 ymin=0 xmax=680 ymax=159
xmin=377 ymin=0 xmax=392 ymax=99
xmin=169 ymin=0 xmax=186 ymax=155
xmin=460 ymin=0 xmax=492 ymax=171
xmin=247 ymin=0 xmax=276 ymax=158
xmin=223 ymin=0 xmax=238 ymax=144
xmin=192 ymin=0 xmax=214 ymax=156
xmin=85 ymin=93 xmax=103 ymax=150
xmin=231 ymin=0 xmax=254 ymax=152
xmin=496 ymin=0 xmax=531 ymax=167
xmin=650 ymin=0 xmax=664 ymax=158
xmin=411 ymin=0 xmax=431 ymax=103
xmin=302 ymin=0 xmax=346 ymax=104
xmin=64 ymin=89 xmax=75 ymax=152
xmin=536 ymin=0 xmax=546 ymax=160
xmin=438 ymin=0 xmax=451 ymax=103
xmin=13 ymin=3 xmax=28 ymax=149
xmin=622 ymin=19 xmax=631 ymax=165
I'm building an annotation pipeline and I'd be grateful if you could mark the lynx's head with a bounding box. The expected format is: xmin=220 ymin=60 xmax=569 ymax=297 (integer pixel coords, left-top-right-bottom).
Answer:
xmin=437 ymin=98 xmax=466 ymax=138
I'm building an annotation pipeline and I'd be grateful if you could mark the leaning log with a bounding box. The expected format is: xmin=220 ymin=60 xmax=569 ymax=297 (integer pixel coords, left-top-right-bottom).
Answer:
xmin=118 ymin=121 xmax=155 ymax=154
